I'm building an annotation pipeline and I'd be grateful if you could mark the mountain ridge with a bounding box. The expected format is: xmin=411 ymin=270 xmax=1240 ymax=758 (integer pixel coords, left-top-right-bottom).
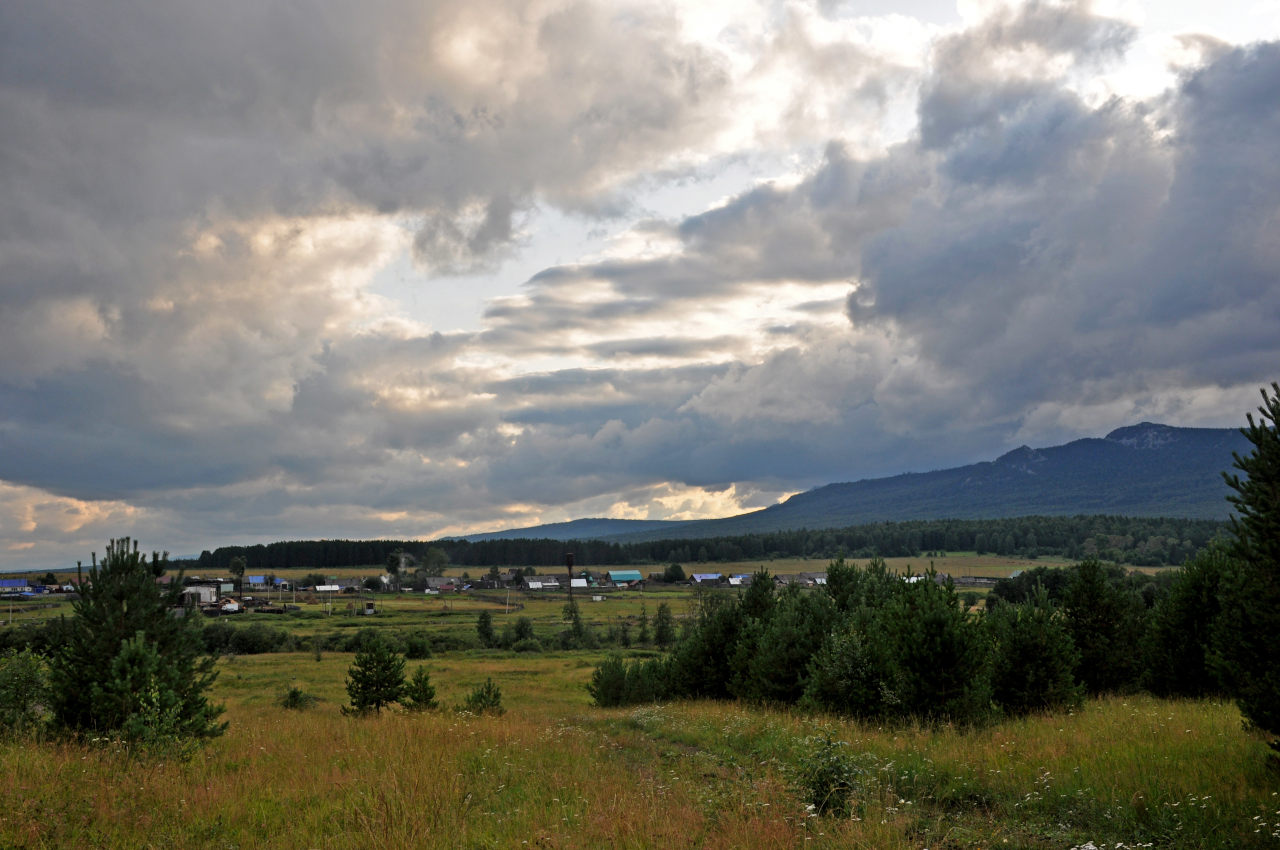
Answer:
xmin=458 ymin=422 xmax=1247 ymax=543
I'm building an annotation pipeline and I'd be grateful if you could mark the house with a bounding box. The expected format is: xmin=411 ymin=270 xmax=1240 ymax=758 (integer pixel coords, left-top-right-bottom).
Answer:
xmin=691 ymin=573 xmax=722 ymax=586
xmin=726 ymin=574 xmax=752 ymax=587
xmin=607 ymin=570 xmax=644 ymax=588
xmin=421 ymin=576 xmax=457 ymax=593
xmin=0 ymin=579 xmax=31 ymax=596
xmin=522 ymin=574 xmax=560 ymax=591
xmin=181 ymin=585 xmax=218 ymax=605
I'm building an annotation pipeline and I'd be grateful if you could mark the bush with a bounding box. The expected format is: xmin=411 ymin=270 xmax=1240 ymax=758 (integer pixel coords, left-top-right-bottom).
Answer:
xmin=202 ymin=621 xmax=235 ymax=654
xmin=793 ymin=733 xmax=861 ymax=818
xmin=342 ymin=627 xmax=394 ymax=654
xmin=588 ymin=654 xmax=628 ymax=707
xmin=801 ymin=626 xmax=893 ymax=719
xmin=404 ymin=631 xmax=433 ymax=660
xmin=228 ymin=623 xmax=288 ymax=655
xmin=277 ymin=686 xmax=319 ymax=710
xmin=587 ymin=653 xmax=672 ymax=707
xmin=108 ymin=633 xmax=204 ymax=759
xmin=0 ymin=649 xmax=48 ymax=736
xmin=461 ymin=678 xmax=504 ymax=715
xmin=0 ymin=619 xmax=71 ymax=656
xmin=511 ymin=637 xmax=543 ymax=653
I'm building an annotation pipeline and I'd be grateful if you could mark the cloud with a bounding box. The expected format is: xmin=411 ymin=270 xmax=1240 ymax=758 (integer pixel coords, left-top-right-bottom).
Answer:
xmin=2 ymin=0 xmax=1277 ymax=568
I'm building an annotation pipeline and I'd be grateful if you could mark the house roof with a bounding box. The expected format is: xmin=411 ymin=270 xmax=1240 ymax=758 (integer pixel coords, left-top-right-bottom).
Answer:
xmin=608 ymin=570 xmax=644 ymax=582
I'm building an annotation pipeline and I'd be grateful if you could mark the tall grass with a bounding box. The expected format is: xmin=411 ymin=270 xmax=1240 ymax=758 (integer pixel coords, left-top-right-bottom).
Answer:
xmin=1 ymin=653 xmax=1275 ymax=849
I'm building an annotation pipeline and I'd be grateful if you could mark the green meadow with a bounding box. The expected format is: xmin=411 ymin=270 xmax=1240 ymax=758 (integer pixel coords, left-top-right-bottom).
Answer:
xmin=2 ymin=561 xmax=1277 ymax=849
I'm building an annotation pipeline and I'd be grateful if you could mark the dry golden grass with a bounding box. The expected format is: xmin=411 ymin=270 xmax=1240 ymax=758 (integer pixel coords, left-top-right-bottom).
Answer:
xmin=2 ymin=648 xmax=1276 ymax=849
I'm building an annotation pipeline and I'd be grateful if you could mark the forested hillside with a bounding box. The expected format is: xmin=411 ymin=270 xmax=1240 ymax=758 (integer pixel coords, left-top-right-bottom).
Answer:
xmin=612 ymin=423 xmax=1248 ymax=541
xmin=189 ymin=514 xmax=1225 ymax=571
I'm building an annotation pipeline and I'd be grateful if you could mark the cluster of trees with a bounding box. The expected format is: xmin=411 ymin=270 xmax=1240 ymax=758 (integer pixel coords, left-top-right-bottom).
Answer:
xmin=591 ymin=560 xmax=1067 ymax=722
xmin=340 ymin=635 xmax=504 ymax=717
xmin=638 ymin=516 xmax=1222 ymax=567
xmin=0 ymin=539 xmax=225 ymax=754
xmin=589 ymin=550 xmax=1226 ymax=722
xmin=590 ymin=383 xmax=1280 ymax=752
xmin=470 ymin=600 xmax=677 ymax=654
xmin=182 ymin=515 xmax=1225 ymax=574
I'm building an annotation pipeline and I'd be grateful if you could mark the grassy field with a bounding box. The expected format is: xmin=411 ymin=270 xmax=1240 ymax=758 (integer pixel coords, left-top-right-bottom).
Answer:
xmin=3 ymin=559 xmax=1278 ymax=850
xmin=1 ymin=646 xmax=1276 ymax=849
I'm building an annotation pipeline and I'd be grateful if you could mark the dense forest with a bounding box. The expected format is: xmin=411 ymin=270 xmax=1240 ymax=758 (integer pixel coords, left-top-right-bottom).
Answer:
xmin=186 ymin=514 xmax=1226 ymax=572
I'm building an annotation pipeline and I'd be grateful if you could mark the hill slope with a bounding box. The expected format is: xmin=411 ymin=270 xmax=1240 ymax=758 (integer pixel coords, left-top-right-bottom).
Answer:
xmin=607 ymin=423 xmax=1247 ymax=542
xmin=460 ymin=517 xmax=681 ymax=543
xmin=468 ymin=423 xmax=1247 ymax=543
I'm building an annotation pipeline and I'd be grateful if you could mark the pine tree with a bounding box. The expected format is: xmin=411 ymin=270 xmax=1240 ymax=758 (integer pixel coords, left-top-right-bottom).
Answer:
xmin=343 ymin=636 xmax=405 ymax=715
xmin=987 ymin=586 xmax=1082 ymax=715
xmin=1217 ymin=382 xmax=1280 ymax=749
xmin=1063 ymin=559 xmax=1147 ymax=694
xmin=653 ymin=602 xmax=676 ymax=648
xmin=476 ymin=610 xmax=495 ymax=648
xmin=47 ymin=537 xmax=224 ymax=745
xmin=1143 ymin=546 xmax=1229 ymax=698
xmin=402 ymin=667 xmax=438 ymax=711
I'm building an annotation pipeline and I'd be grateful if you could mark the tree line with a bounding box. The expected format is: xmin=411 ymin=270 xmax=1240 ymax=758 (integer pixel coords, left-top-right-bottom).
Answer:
xmin=186 ymin=514 xmax=1226 ymax=573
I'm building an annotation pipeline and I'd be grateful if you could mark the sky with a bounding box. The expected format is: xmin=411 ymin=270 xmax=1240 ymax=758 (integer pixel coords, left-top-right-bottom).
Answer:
xmin=2 ymin=0 xmax=1279 ymax=569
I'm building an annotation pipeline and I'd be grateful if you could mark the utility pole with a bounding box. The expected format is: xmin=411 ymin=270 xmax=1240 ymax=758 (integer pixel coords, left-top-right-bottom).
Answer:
xmin=565 ymin=552 xmax=575 ymax=604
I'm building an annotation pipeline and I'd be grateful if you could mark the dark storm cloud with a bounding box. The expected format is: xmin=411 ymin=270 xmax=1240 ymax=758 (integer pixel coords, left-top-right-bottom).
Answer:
xmin=4 ymin=0 xmax=1277 ymax=568
xmin=479 ymin=9 xmax=1280 ymax=496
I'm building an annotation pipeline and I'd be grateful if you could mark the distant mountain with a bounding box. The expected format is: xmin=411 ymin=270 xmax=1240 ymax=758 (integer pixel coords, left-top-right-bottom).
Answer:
xmin=470 ymin=423 xmax=1248 ymax=543
xmin=458 ymin=517 xmax=681 ymax=543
